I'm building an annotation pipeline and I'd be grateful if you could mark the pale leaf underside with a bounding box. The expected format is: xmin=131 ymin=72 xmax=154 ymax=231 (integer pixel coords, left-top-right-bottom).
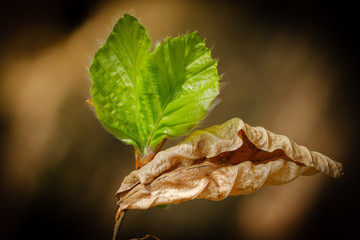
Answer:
xmin=116 ymin=118 xmax=343 ymax=211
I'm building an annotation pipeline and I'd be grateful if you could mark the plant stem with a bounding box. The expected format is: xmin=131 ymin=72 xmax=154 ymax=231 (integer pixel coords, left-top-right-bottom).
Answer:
xmin=135 ymin=138 xmax=167 ymax=169
xmin=115 ymin=139 xmax=166 ymax=238
xmin=112 ymin=209 xmax=127 ymax=240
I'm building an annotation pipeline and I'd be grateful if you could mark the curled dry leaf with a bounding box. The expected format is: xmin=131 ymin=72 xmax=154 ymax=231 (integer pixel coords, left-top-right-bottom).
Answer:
xmin=116 ymin=118 xmax=343 ymax=212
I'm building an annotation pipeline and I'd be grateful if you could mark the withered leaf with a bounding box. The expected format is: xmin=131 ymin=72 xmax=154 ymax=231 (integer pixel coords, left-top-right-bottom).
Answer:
xmin=116 ymin=118 xmax=343 ymax=211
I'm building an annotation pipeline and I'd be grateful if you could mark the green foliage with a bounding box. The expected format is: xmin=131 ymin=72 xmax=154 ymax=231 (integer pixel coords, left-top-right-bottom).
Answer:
xmin=90 ymin=13 xmax=219 ymax=155
xmin=156 ymin=204 xmax=168 ymax=209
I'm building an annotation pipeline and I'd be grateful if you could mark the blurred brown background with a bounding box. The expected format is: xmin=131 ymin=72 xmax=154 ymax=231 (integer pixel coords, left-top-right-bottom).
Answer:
xmin=0 ymin=0 xmax=359 ymax=239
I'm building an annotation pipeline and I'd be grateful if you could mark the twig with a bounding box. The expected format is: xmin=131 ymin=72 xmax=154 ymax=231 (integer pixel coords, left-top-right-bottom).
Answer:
xmin=136 ymin=234 xmax=160 ymax=240
xmin=113 ymin=209 xmax=127 ymax=240
xmin=135 ymin=138 xmax=167 ymax=169
xmin=116 ymin=139 xmax=166 ymax=238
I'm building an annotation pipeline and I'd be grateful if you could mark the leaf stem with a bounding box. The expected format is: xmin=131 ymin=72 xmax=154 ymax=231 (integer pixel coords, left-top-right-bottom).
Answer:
xmin=113 ymin=209 xmax=127 ymax=240
xmin=135 ymin=138 xmax=167 ymax=169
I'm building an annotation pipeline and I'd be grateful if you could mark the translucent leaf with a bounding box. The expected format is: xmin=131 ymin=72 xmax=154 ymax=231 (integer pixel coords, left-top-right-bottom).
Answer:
xmin=89 ymin=14 xmax=151 ymax=149
xmin=89 ymin=14 xmax=220 ymax=155
xmin=116 ymin=118 xmax=343 ymax=211
xmin=137 ymin=32 xmax=219 ymax=151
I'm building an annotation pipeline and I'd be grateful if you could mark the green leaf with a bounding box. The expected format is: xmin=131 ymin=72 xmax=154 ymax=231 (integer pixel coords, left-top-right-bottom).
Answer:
xmin=90 ymin=14 xmax=219 ymax=155
xmin=156 ymin=204 xmax=168 ymax=209
xmin=137 ymin=32 xmax=219 ymax=151
xmin=89 ymin=14 xmax=151 ymax=150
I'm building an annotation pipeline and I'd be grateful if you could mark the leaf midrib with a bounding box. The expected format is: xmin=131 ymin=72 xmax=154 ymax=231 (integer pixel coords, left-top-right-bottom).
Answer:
xmin=143 ymin=42 xmax=185 ymax=150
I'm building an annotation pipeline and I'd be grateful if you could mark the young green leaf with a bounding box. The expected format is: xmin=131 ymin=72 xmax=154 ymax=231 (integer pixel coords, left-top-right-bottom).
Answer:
xmin=137 ymin=32 xmax=219 ymax=152
xmin=90 ymin=14 xmax=151 ymax=150
xmin=90 ymin=14 xmax=220 ymax=157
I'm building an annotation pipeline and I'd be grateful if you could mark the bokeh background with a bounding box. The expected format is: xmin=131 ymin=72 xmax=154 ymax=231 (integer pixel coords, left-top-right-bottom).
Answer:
xmin=1 ymin=0 xmax=359 ymax=239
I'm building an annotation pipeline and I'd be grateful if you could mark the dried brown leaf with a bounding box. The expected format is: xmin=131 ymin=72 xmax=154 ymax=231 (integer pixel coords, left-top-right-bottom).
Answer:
xmin=116 ymin=118 xmax=343 ymax=211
